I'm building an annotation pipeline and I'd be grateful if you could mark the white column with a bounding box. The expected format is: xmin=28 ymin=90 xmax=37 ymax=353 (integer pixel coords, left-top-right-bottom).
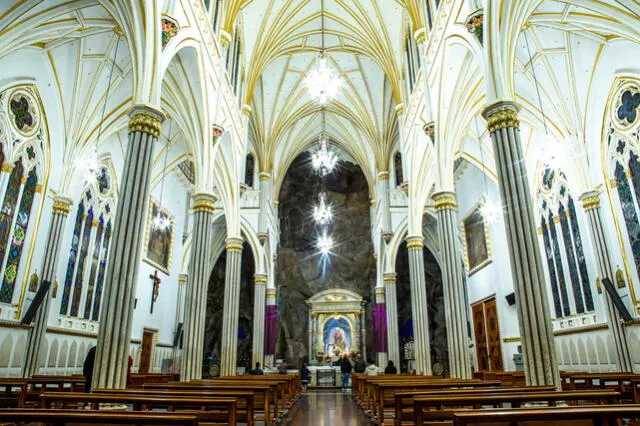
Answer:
xmin=258 ymin=173 xmax=270 ymax=243
xmin=482 ymin=102 xmax=559 ymax=387
xmin=93 ymin=106 xmax=165 ymax=389
xmin=375 ymin=287 xmax=388 ymax=368
xmin=406 ymin=235 xmax=432 ymax=375
xmin=220 ymin=237 xmax=244 ymax=376
xmin=377 ymin=171 xmax=393 ymax=242
xmin=384 ymin=273 xmax=400 ymax=368
xmin=264 ymin=287 xmax=276 ymax=367
xmin=360 ymin=305 xmax=367 ymax=362
xmin=251 ymin=273 xmax=267 ymax=368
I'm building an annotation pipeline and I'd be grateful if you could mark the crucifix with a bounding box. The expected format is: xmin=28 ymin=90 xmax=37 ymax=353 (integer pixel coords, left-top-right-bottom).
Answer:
xmin=150 ymin=270 xmax=161 ymax=314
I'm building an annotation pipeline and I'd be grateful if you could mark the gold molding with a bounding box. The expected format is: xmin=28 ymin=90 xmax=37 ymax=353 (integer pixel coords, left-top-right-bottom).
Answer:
xmin=483 ymin=102 xmax=520 ymax=132
xmin=254 ymin=274 xmax=268 ymax=285
xmin=503 ymin=337 xmax=520 ymax=343
xmin=226 ymin=237 xmax=244 ymax=253
xmin=192 ymin=192 xmax=216 ymax=213
xmin=432 ymin=191 xmax=457 ymax=211
xmin=128 ymin=106 xmax=165 ymax=138
xmin=414 ymin=27 xmax=426 ymax=44
xmin=383 ymin=273 xmax=397 ymax=284
xmin=1 ymin=164 xmax=14 ymax=173
xmin=378 ymin=171 xmax=389 ymax=181
xmin=405 ymin=236 xmax=424 ymax=251
xmin=52 ymin=198 xmax=72 ymax=216
xmin=580 ymin=191 xmax=601 ymax=211
xmin=266 ymin=289 xmax=276 ymax=297
xmin=553 ymin=323 xmax=608 ymax=336
xmin=259 ymin=172 xmax=271 ymax=182
xmin=375 ymin=287 xmax=385 ymax=296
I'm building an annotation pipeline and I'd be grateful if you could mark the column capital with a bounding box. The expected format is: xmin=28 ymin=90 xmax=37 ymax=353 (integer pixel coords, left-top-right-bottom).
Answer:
xmin=482 ymin=101 xmax=520 ymax=132
xmin=52 ymin=195 xmax=73 ymax=216
xmin=128 ymin=105 xmax=165 ymax=137
xmin=378 ymin=171 xmax=389 ymax=180
xmin=225 ymin=237 xmax=244 ymax=252
xmin=414 ymin=27 xmax=426 ymax=44
xmin=579 ymin=190 xmax=601 ymax=211
xmin=383 ymin=273 xmax=397 ymax=284
xmin=394 ymin=103 xmax=405 ymax=116
xmin=405 ymin=235 xmax=424 ymax=251
xmin=178 ymin=274 xmax=187 ymax=285
xmin=259 ymin=172 xmax=271 ymax=182
xmin=432 ymin=191 xmax=458 ymax=211
xmin=254 ymin=274 xmax=268 ymax=285
xmin=219 ymin=29 xmax=232 ymax=46
xmin=266 ymin=288 xmax=276 ymax=297
xmin=242 ymin=104 xmax=252 ymax=116
xmin=375 ymin=287 xmax=385 ymax=296
xmin=192 ymin=192 xmax=217 ymax=213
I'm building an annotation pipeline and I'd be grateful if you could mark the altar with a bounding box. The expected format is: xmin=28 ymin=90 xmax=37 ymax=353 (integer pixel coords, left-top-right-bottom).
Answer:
xmin=306 ymin=289 xmax=367 ymax=362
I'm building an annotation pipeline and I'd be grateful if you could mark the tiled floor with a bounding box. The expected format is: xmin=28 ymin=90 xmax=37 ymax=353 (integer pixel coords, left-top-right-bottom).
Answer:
xmin=281 ymin=390 xmax=371 ymax=425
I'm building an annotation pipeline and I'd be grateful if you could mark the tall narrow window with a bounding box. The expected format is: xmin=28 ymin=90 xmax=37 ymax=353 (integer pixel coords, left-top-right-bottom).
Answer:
xmin=541 ymin=216 xmax=563 ymax=318
xmin=60 ymin=201 xmax=85 ymax=315
xmin=559 ymin=203 xmax=585 ymax=313
xmin=424 ymin=0 xmax=433 ymax=29
xmin=615 ymin=161 xmax=640 ymax=279
xmin=0 ymin=167 xmax=37 ymax=303
xmin=83 ymin=216 xmax=104 ymax=319
xmin=92 ymin=221 xmax=111 ymax=321
xmin=212 ymin=0 xmax=221 ymax=33
xmin=245 ymin=154 xmax=255 ymax=187
xmin=0 ymin=161 xmax=24 ymax=272
xmin=394 ymin=152 xmax=404 ymax=186
xmin=568 ymin=197 xmax=594 ymax=311
xmin=69 ymin=206 xmax=94 ymax=317
xmin=548 ymin=211 xmax=571 ymax=317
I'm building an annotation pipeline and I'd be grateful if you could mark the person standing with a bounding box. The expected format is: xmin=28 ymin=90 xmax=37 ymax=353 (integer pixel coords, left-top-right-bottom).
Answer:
xmin=83 ymin=346 xmax=96 ymax=392
xmin=300 ymin=363 xmax=310 ymax=391
xmin=340 ymin=355 xmax=352 ymax=391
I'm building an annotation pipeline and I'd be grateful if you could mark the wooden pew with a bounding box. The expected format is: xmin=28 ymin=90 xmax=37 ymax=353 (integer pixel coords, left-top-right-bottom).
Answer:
xmin=0 ymin=408 xmax=201 ymax=425
xmin=393 ymin=386 xmax=557 ymax=426
xmin=94 ymin=388 xmax=255 ymax=426
xmin=41 ymin=392 xmax=237 ymax=425
xmin=22 ymin=376 xmax=86 ymax=407
xmin=145 ymin=381 xmax=275 ymax=425
xmin=566 ymin=372 xmax=640 ymax=401
xmin=414 ymin=390 xmax=621 ymax=425
xmin=128 ymin=373 xmax=178 ymax=387
xmin=450 ymin=404 xmax=640 ymax=426
xmin=0 ymin=379 xmax=27 ymax=408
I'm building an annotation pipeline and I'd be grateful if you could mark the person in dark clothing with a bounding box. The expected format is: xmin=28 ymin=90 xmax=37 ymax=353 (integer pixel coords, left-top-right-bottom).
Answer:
xmin=251 ymin=362 xmax=264 ymax=375
xmin=83 ymin=346 xmax=96 ymax=392
xmin=300 ymin=363 xmax=310 ymax=391
xmin=354 ymin=355 xmax=366 ymax=373
xmin=384 ymin=360 xmax=397 ymax=374
xmin=340 ymin=355 xmax=352 ymax=390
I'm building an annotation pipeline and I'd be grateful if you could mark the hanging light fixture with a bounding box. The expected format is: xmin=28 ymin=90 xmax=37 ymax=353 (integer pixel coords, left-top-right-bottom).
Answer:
xmin=313 ymin=192 xmax=333 ymax=225
xmin=316 ymin=229 xmax=333 ymax=255
xmin=311 ymin=110 xmax=337 ymax=175
xmin=473 ymin=116 xmax=503 ymax=224
xmin=151 ymin=117 xmax=174 ymax=231
xmin=81 ymin=33 xmax=122 ymax=183
xmin=304 ymin=0 xmax=342 ymax=105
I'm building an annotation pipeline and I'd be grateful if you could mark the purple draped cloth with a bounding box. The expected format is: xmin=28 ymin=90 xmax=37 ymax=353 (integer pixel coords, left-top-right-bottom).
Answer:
xmin=373 ymin=303 xmax=388 ymax=352
xmin=264 ymin=305 xmax=278 ymax=355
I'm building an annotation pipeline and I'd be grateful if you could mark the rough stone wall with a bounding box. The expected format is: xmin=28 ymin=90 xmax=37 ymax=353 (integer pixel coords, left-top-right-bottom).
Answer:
xmin=276 ymin=153 xmax=375 ymax=365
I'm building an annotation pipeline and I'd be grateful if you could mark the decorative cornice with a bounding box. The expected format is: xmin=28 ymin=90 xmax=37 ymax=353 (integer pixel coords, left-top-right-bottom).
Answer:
xmin=259 ymin=172 xmax=271 ymax=182
xmin=226 ymin=237 xmax=244 ymax=253
xmin=192 ymin=192 xmax=217 ymax=213
xmin=242 ymin=104 xmax=252 ymax=116
xmin=375 ymin=287 xmax=385 ymax=296
xmin=482 ymin=102 xmax=520 ymax=133
xmin=383 ymin=273 xmax=397 ymax=284
xmin=128 ymin=106 xmax=165 ymax=137
xmin=378 ymin=171 xmax=389 ymax=181
xmin=254 ymin=274 xmax=268 ymax=285
xmin=580 ymin=191 xmax=601 ymax=211
xmin=406 ymin=235 xmax=424 ymax=251
xmin=52 ymin=196 xmax=73 ymax=216
xmin=0 ymin=319 xmax=31 ymax=329
xmin=266 ymin=289 xmax=276 ymax=297
xmin=432 ymin=191 xmax=457 ymax=211
xmin=553 ymin=323 xmax=608 ymax=336
xmin=414 ymin=27 xmax=426 ymax=44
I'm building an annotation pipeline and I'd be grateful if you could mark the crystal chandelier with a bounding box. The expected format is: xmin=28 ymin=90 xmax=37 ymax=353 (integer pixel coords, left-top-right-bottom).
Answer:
xmin=480 ymin=198 xmax=503 ymax=224
xmin=313 ymin=193 xmax=333 ymax=225
xmin=151 ymin=213 xmax=172 ymax=230
xmin=317 ymin=229 xmax=333 ymax=255
xmin=304 ymin=0 xmax=342 ymax=105
xmin=311 ymin=134 xmax=337 ymax=176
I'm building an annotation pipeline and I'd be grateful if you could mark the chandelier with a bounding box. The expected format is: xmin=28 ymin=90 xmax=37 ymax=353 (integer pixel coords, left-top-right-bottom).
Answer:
xmin=311 ymin=134 xmax=337 ymax=176
xmin=304 ymin=0 xmax=342 ymax=105
xmin=480 ymin=199 xmax=503 ymax=224
xmin=313 ymin=192 xmax=333 ymax=225
xmin=316 ymin=229 xmax=333 ymax=255
xmin=151 ymin=212 xmax=172 ymax=230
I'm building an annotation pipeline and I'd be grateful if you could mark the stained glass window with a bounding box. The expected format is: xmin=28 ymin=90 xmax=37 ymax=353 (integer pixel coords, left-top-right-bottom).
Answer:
xmin=0 ymin=168 xmax=37 ymax=303
xmin=60 ymin=201 xmax=84 ymax=315
xmin=245 ymin=154 xmax=255 ymax=187
xmin=0 ymin=161 xmax=24 ymax=272
xmin=83 ymin=215 xmax=104 ymax=319
xmin=548 ymin=211 xmax=571 ymax=317
xmin=541 ymin=217 xmax=563 ymax=318
xmin=559 ymin=204 xmax=585 ymax=314
xmin=92 ymin=221 xmax=111 ymax=321
xmin=394 ymin=152 xmax=403 ymax=186
xmin=615 ymin=162 xmax=640 ymax=281
xmin=568 ymin=197 xmax=594 ymax=311
xmin=69 ymin=207 xmax=93 ymax=317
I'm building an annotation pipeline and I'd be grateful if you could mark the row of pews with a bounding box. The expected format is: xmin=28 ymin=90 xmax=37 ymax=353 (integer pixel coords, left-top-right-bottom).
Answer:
xmin=352 ymin=371 xmax=640 ymax=425
xmin=0 ymin=372 xmax=301 ymax=425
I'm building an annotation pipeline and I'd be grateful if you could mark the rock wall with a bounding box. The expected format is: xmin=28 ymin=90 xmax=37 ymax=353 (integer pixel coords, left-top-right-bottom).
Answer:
xmin=276 ymin=153 xmax=375 ymax=365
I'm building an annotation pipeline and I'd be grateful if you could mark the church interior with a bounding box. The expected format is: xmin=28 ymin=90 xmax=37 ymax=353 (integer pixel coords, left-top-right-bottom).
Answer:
xmin=0 ymin=0 xmax=640 ymax=424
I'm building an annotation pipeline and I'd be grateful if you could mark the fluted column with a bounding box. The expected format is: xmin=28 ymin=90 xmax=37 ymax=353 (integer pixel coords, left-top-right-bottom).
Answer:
xmin=360 ymin=305 xmax=367 ymax=361
xmin=482 ymin=102 xmax=559 ymax=387
xmin=257 ymin=173 xmax=270 ymax=243
xmin=377 ymin=171 xmax=393 ymax=242
xmin=384 ymin=273 xmax=400 ymax=368
xmin=250 ymin=273 xmax=267 ymax=369
xmin=93 ymin=106 xmax=164 ymax=389
xmin=22 ymin=196 xmax=73 ymax=377
xmin=180 ymin=193 xmax=216 ymax=381
xmin=220 ymin=237 xmax=244 ymax=376
xmin=406 ymin=236 xmax=432 ymax=375
xmin=307 ymin=307 xmax=313 ymax=361
xmin=580 ymin=191 xmax=633 ymax=371
xmin=433 ymin=191 xmax=472 ymax=379
xmin=374 ymin=287 xmax=388 ymax=368
xmin=264 ymin=288 xmax=276 ymax=367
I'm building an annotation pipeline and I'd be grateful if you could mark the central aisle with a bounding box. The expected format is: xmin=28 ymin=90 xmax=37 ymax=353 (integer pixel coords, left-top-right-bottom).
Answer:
xmin=281 ymin=390 xmax=371 ymax=425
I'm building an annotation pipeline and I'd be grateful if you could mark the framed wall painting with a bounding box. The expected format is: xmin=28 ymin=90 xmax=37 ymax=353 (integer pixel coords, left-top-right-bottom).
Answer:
xmin=462 ymin=199 xmax=493 ymax=275
xmin=143 ymin=200 xmax=174 ymax=274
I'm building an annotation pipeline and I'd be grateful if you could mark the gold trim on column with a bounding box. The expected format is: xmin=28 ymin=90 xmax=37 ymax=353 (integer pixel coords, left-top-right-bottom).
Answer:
xmin=128 ymin=106 xmax=164 ymax=138
xmin=1 ymin=164 xmax=13 ymax=173
xmin=394 ymin=103 xmax=404 ymax=116
xmin=266 ymin=289 xmax=276 ymax=297
xmin=383 ymin=273 xmax=397 ymax=284
xmin=580 ymin=191 xmax=601 ymax=211
xmin=482 ymin=101 xmax=520 ymax=132
xmin=259 ymin=172 xmax=271 ymax=182
xmin=414 ymin=27 xmax=426 ymax=44
xmin=375 ymin=287 xmax=385 ymax=296
xmin=254 ymin=274 xmax=268 ymax=285
xmin=405 ymin=235 xmax=424 ymax=251
xmin=226 ymin=237 xmax=244 ymax=253
xmin=242 ymin=104 xmax=252 ymax=116
xmin=52 ymin=197 xmax=72 ymax=216
xmin=192 ymin=192 xmax=217 ymax=213
xmin=378 ymin=171 xmax=389 ymax=181
xmin=178 ymin=274 xmax=187 ymax=285
xmin=432 ymin=191 xmax=457 ymax=211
